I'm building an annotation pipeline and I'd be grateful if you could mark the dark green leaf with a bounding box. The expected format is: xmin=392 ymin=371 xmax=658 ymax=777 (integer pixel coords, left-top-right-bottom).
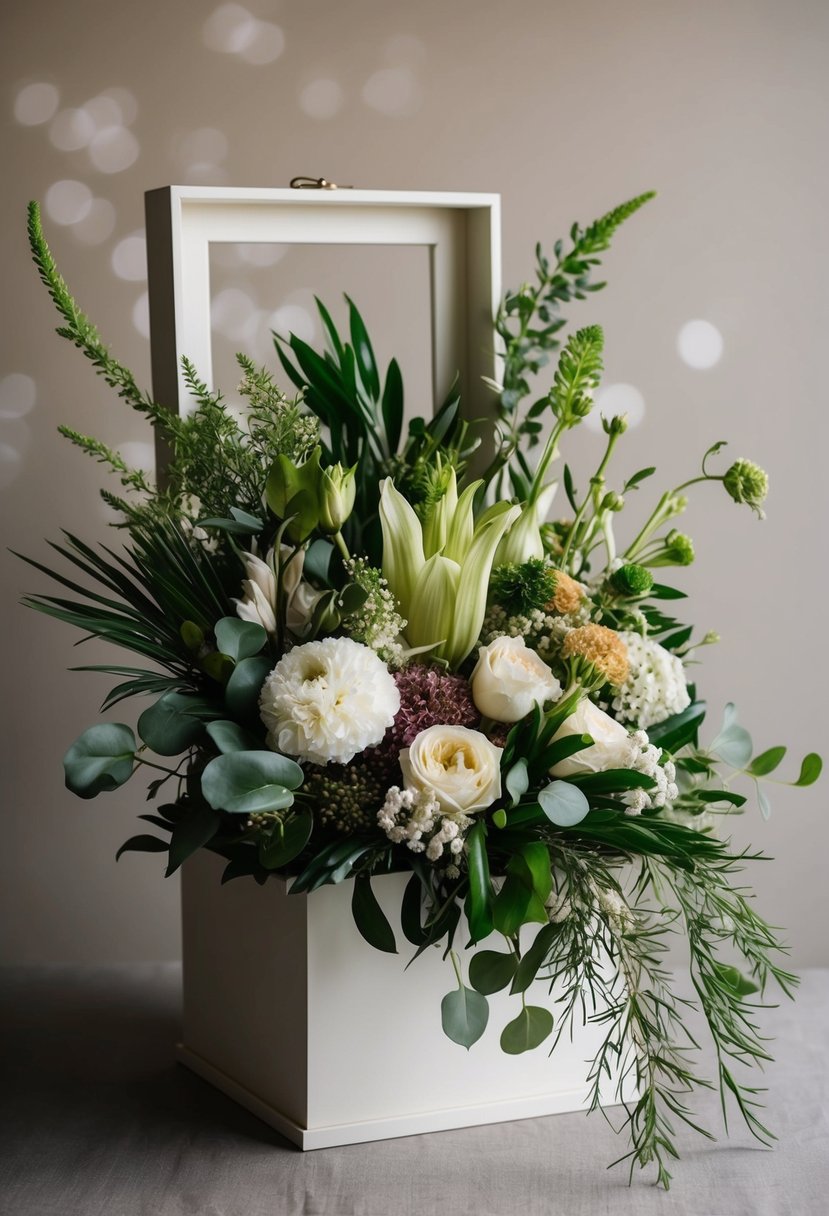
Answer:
xmin=441 ymin=984 xmax=489 ymax=1049
xmin=352 ymin=874 xmax=397 ymax=953
xmin=500 ymin=1005 xmax=554 ymax=1054
xmin=115 ymin=834 xmax=168 ymax=861
xmin=258 ymin=807 xmax=314 ymax=870
xmin=346 ymin=295 xmax=381 ymax=400
xmin=167 ymin=805 xmax=221 ymax=875
xmin=469 ymin=950 xmax=518 ymax=995
xmin=401 ymin=872 xmax=428 ymax=945
xmin=510 ymin=922 xmax=560 ymax=994
xmin=381 ymin=356 xmax=404 ymax=453
xmin=647 ymin=702 xmax=706 ymax=752
xmin=64 ymin=723 xmax=135 ymax=799
xmin=465 ymin=821 xmax=493 ymax=944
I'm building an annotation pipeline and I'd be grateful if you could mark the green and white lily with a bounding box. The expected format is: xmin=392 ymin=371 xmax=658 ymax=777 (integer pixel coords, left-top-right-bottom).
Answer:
xmin=379 ymin=475 xmax=520 ymax=668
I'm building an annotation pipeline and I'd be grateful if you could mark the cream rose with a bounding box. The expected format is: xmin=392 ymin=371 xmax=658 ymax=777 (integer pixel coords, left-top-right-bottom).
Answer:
xmin=549 ymin=698 xmax=633 ymax=778
xmin=400 ymin=725 xmax=503 ymax=816
xmin=471 ymin=636 xmax=561 ymax=723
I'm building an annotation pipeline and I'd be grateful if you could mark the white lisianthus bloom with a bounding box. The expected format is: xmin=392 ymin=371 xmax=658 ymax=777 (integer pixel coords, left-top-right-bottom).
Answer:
xmin=612 ymin=632 xmax=690 ymax=729
xmin=400 ymin=724 xmax=503 ymax=816
xmin=259 ymin=637 xmax=399 ymax=765
xmin=549 ymin=698 xmax=632 ymax=777
xmin=471 ymin=636 xmax=561 ymax=723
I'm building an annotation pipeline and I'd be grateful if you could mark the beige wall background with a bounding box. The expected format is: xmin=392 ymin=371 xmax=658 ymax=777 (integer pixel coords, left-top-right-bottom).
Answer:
xmin=1 ymin=0 xmax=826 ymax=965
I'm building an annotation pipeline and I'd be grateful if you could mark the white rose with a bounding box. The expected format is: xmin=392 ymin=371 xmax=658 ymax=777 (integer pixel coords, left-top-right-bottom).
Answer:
xmin=549 ymin=698 xmax=632 ymax=778
xmin=259 ymin=637 xmax=399 ymax=765
xmin=471 ymin=636 xmax=561 ymax=723
xmin=400 ymin=725 xmax=503 ymax=816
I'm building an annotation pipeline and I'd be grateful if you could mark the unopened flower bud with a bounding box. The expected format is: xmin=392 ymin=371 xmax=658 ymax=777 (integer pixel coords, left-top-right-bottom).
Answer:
xmin=610 ymin=563 xmax=654 ymax=597
xmin=601 ymin=490 xmax=625 ymax=513
xmin=666 ymin=530 xmax=695 ymax=565
xmin=723 ymin=459 xmax=768 ymax=517
xmin=602 ymin=413 xmax=628 ymax=436
xmin=319 ymin=462 xmax=357 ymax=534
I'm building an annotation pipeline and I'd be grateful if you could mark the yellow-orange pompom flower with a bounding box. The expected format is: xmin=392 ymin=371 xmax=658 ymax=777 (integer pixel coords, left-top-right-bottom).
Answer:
xmin=562 ymin=624 xmax=629 ymax=687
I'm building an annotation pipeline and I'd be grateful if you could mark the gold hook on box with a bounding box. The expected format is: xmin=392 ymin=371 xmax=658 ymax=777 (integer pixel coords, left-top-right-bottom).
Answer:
xmin=289 ymin=175 xmax=353 ymax=190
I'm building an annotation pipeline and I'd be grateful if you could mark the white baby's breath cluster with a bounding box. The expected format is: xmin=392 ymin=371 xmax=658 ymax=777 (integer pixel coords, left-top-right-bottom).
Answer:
xmin=342 ymin=557 xmax=406 ymax=667
xmin=624 ymin=729 xmax=679 ymax=815
xmin=612 ymin=631 xmax=690 ymax=729
xmin=481 ymin=601 xmax=589 ymax=660
xmin=378 ymin=785 xmax=474 ymax=864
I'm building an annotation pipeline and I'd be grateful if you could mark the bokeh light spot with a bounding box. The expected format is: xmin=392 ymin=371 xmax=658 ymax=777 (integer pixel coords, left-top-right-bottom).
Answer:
xmin=116 ymin=440 xmax=156 ymax=472
xmin=212 ymin=287 xmax=258 ymax=342
xmin=49 ymin=107 xmax=96 ymax=151
xmin=237 ymin=243 xmax=287 ymax=267
xmin=677 ymin=319 xmax=724 ymax=369
xmin=203 ymin=4 xmax=258 ymax=53
xmin=72 ymin=197 xmax=117 ymax=245
xmin=586 ymin=383 xmax=646 ymax=433
xmin=89 ymin=125 xmax=140 ymax=173
xmin=0 ymin=442 xmax=23 ymax=490
xmin=299 ymin=79 xmax=344 ymax=120
xmin=99 ymin=87 xmax=138 ymax=125
xmin=239 ymin=21 xmax=285 ymax=65
xmin=268 ymin=300 xmax=316 ymax=345
xmin=0 ymin=373 xmax=37 ymax=420
xmin=112 ymin=231 xmax=147 ymax=281
xmin=45 ymin=179 xmax=93 ymax=225
xmin=132 ymin=292 xmax=150 ymax=339
xmin=14 ymin=82 xmax=60 ymax=126
xmin=362 ymin=67 xmax=421 ymax=116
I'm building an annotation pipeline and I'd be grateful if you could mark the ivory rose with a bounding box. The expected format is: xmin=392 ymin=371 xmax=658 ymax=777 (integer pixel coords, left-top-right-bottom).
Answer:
xmin=400 ymin=724 xmax=503 ymax=816
xmin=471 ymin=636 xmax=561 ymax=722
xmin=549 ymin=698 xmax=632 ymax=778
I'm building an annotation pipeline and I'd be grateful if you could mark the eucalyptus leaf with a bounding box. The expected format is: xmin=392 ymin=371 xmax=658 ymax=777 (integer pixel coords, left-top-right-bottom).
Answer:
xmin=441 ymin=984 xmax=489 ymax=1050
xmin=214 ymin=617 xmax=268 ymax=662
xmin=224 ymin=656 xmax=272 ymax=718
xmin=538 ymin=779 xmax=590 ymax=827
xmin=201 ymin=750 xmax=303 ymax=814
xmin=746 ymin=746 xmax=786 ymax=777
xmin=757 ymin=784 xmax=772 ymax=820
xmin=794 ymin=753 xmax=822 ymax=787
xmin=468 ymin=950 xmax=518 ymax=995
xmin=137 ymin=692 xmax=211 ymax=756
xmin=206 ymin=720 xmax=260 ymax=754
xmin=499 ymin=1005 xmax=554 ymax=1054
xmin=505 ymin=758 xmax=529 ymax=807
xmin=64 ymin=723 xmax=136 ymax=799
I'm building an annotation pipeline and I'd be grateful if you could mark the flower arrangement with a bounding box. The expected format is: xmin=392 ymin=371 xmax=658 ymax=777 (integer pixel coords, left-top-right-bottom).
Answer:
xmin=19 ymin=193 xmax=822 ymax=1189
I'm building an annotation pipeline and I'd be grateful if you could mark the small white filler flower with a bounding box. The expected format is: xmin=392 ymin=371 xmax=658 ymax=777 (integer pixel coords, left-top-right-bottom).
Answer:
xmin=259 ymin=637 xmax=400 ymax=765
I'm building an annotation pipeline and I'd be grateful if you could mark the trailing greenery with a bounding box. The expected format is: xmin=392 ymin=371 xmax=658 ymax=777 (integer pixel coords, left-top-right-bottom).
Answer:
xmin=17 ymin=195 xmax=822 ymax=1192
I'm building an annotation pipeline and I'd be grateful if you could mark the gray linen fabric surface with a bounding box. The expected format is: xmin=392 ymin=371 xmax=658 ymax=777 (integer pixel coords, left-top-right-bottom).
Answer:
xmin=0 ymin=964 xmax=827 ymax=1216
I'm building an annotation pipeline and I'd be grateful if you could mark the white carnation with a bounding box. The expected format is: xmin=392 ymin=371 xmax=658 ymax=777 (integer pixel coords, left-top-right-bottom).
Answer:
xmin=612 ymin=632 xmax=690 ymax=730
xmin=259 ymin=637 xmax=400 ymax=765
